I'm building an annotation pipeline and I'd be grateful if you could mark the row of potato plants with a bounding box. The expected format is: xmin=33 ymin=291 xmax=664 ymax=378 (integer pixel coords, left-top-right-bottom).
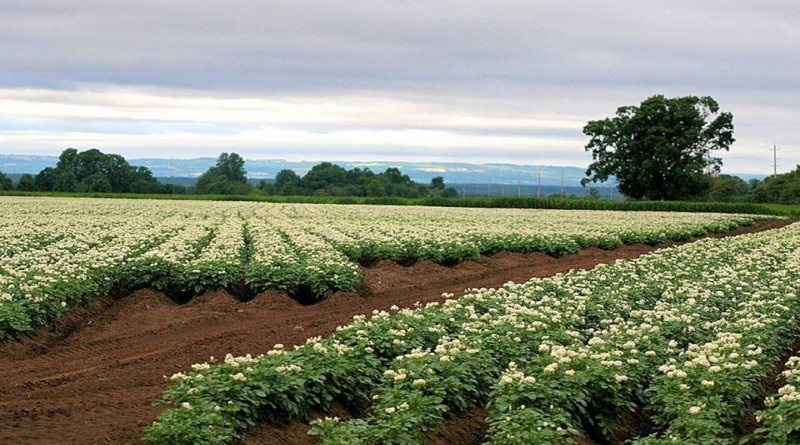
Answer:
xmin=0 ymin=197 xmax=771 ymax=340
xmin=750 ymin=355 xmax=800 ymax=444
xmin=143 ymin=221 xmax=800 ymax=444
xmin=487 ymin=227 xmax=800 ymax=445
xmin=0 ymin=201 xmax=186 ymax=339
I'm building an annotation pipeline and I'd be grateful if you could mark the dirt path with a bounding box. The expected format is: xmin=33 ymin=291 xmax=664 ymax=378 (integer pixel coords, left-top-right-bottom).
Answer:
xmin=0 ymin=219 xmax=791 ymax=445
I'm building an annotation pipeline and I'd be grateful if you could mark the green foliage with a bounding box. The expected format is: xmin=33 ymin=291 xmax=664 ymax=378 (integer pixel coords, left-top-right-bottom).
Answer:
xmin=145 ymin=339 xmax=383 ymax=445
xmin=15 ymin=173 xmax=36 ymax=191
xmin=751 ymin=166 xmax=800 ymax=205
xmin=583 ymin=95 xmax=735 ymax=200
xmin=0 ymin=300 xmax=33 ymax=341
xmin=31 ymin=148 xmax=165 ymax=194
xmin=267 ymin=162 xmax=454 ymax=198
xmin=707 ymin=174 xmax=752 ymax=202
xmin=0 ymin=171 xmax=13 ymax=191
xmin=33 ymin=167 xmax=57 ymax=191
xmin=81 ymin=173 xmax=112 ymax=193
xmin=195 ymin=153 xmax=252 ymax=195
xmin=54 ymin=170 xmax=77 ymax=192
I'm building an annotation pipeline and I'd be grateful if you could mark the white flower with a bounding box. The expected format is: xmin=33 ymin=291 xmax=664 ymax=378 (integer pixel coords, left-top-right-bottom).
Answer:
xmin=169 ymin=372 xmax=187 ymax=381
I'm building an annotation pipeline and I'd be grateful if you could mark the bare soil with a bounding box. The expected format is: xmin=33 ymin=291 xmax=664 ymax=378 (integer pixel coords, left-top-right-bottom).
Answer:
xmin=0 ymin=219 xmax=791 ymax=445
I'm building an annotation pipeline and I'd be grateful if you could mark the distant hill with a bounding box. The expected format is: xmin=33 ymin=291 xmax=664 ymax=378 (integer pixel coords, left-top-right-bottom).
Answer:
xmin=0 ymin=154 xmax=766 ymax=190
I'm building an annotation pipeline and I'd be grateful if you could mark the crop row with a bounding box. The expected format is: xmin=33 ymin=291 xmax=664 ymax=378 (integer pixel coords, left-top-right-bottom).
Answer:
xmin=144 ymin=221 xmax=800 ymax=444
xmin=0 ymin=197 xmax=769 ymax=340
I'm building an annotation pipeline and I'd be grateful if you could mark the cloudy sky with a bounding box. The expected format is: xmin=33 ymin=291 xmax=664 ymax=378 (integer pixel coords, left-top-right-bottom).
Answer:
xmin=0 ymin=1 xmax=797 ymax=174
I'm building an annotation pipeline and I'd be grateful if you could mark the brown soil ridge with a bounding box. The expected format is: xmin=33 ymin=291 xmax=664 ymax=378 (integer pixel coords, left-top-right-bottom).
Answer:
xmin=0 ymin=219 xmax=791 ymax=445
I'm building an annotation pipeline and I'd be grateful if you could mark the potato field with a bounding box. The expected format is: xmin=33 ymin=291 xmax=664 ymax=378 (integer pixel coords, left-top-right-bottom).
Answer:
xmin=1 ymin=197 xmax=798 ymax=444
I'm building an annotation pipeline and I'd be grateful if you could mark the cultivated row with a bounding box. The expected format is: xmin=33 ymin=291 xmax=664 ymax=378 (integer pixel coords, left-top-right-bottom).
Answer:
xmin=0 ymin=197 xmax=768 ymax=340
xmin=145 ymin=221 xmax=800 ymax=444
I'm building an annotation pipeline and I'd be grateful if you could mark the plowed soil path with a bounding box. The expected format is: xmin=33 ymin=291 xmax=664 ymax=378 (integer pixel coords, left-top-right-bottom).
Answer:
xmin=0 ymin=220 xmax=790 ymax=445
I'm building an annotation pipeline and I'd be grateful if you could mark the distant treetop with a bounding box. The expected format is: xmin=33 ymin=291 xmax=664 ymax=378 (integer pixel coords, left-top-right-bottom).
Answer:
xmin=261 ymin=162 xmax=457 ymax=198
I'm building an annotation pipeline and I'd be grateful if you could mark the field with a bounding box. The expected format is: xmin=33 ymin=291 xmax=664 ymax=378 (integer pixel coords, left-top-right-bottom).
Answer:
xmin=1 ymin=197 xmax=798 ymax=444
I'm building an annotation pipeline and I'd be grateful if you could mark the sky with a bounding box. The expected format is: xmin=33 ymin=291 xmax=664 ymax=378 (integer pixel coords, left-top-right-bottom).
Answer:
xmin=0 ymin=1 xmax=798 ymax=175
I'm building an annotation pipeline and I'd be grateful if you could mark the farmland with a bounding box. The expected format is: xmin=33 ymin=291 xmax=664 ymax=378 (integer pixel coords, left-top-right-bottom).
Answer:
xmin=0 ymin=197 xmax=770 ymax=342
xmin=0 ymin=196 xmax=797 ymax=444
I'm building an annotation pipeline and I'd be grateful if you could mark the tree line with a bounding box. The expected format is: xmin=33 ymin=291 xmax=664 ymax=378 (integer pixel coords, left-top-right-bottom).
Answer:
xmin=0 ymin=149 xmax=458 ymax=198
xmin=259 ymin=161 xmax=458 ymax=198
xmin=2 ymin=148 xmax=181 ymax=194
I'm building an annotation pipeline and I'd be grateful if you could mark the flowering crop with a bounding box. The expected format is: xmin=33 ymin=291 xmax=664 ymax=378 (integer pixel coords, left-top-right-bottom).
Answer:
xmin=145 ymin=218 xmax=800 ymax=445
xmin=0 ymin=196 xmax=771 ymax=341
xmin=748 ymin=356 xmax=800 ymax=444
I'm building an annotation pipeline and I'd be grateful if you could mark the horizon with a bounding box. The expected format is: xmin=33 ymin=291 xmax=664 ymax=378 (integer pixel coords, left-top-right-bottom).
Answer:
xmin=0 ymin=152 xmax=771 ymax=182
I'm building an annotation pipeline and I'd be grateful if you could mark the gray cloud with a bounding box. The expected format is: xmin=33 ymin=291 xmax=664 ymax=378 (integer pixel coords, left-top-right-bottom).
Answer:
xmin=0 ymin=1 xmax=798 ymax=173
xmin=2 ymin=1 xmax=797 ymax=93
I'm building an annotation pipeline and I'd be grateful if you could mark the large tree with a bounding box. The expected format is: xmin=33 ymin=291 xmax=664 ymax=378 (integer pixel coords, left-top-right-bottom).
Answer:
xmin=582 ymin=95 xmax=735 ymax=200
xmin=195 ymin=152 xmax=252 ymax=195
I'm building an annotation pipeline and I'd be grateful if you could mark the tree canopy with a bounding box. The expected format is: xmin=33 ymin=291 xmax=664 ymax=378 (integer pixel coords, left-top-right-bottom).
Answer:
xmin=750 ymin=166 xmax=800 ymax=205
xmin=707 ymin=174 xmax=751 ymax=202
xmin=6 ymin=152 xmax=457 ymax=198
xmin=195 ymin=152 xmax=252 ymax=195
xmin=16 ymin=174 xmax=36 ymax=192
xmin=263 ymin=162 xmax=457 ymax=198
xmin=582 ymin=95 xmax=735 ymax=200
xmin=32 ymin=148 xmax=164 ymax=193
xmin=0 ymin=171 xmax=13 ymax=191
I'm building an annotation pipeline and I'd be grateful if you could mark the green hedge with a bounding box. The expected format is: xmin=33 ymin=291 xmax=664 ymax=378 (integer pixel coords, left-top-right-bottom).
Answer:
xmin=2 ymin=190 xmax=796 ymax=216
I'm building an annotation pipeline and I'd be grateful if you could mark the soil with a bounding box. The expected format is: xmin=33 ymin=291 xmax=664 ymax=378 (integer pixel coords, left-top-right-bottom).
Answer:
xmin=0 ymin=219 xmax=791 ymax=445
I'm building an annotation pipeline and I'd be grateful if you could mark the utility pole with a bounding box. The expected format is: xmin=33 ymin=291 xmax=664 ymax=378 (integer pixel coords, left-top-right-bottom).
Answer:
xmin=517 ymin=173 xmax=521 ymax=197
xmin=537 ymin=172 xmax=542 ymax=198
xmin=766 ymin=143 xmax=780 ymax=179
xmin=560 ymin=169 xmax=564 ymax=198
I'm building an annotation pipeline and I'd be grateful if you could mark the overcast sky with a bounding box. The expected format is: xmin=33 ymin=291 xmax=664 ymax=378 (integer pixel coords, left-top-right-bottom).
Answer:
xmin=1 ymin=1 xmax=797 ymax=175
